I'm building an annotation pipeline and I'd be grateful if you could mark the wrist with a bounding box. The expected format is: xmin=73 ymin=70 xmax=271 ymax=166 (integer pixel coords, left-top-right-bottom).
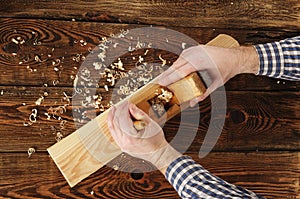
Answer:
xmin=237 ymin=46 xmax=260 ymax=75
xmin=149 ymin=144 xmax=182 ymax=174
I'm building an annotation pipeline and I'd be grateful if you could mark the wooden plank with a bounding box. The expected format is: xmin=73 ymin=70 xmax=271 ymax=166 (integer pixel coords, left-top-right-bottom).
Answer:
xmin=0 ymin=0 xmax=300 ymax=30
xmin=0 ymin=152 xmax=298 ymax=198
xmin=0 ymin=18 xmax=299 ymax=90
xmin=0 ymin=86 xmax=299 ymax=152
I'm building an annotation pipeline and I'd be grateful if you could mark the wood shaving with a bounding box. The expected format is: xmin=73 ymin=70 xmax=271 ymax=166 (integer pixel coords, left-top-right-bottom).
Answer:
xmin=144 ymin=49 xmax=149 ymax=55
xmin=11 ymin=38 xmax=19 ymax=44
xmin=52 ymin=59 xmax=61 ymax=66
xmin=97 ymin=51 xmax=106 ymax=62
xmin=104 ymin=85 xmax=109 ymax=91
xmin=93 ymin=62 xmax=102 ymax=70
xmin=60 ymin=120 xmax=67 ymax=130
xmin=26 ymin=65 xmax=33 ymax=72
xmin=53 ymin=80 xmax=59 ymax=86
xmin=35 ymin=96 xmax=44 ymax=106
xmin=23 ymin=121 xmax=32 ymax=126
xmin=27 ymin=147 xmax=35 ymax=158
xmin=138 ymin=56 xmax=144 ymax=63
xmin=112 ymin=165 xmax=119 ymax=170
xmin=33 ymin=39 xmax=41 ymax=45
xmin=113 ymin=43 xmax=119 ymax=48
xmin=157 ymin=88 xmax=173 ymax=103
xmin=34 ymin=55 xmax=46 ymax=62
xmin=149 ymin=88 xmax=173 ymax=117
xmin=29 ymin=109 xmax=38 ymax=123
xmin=159 ymin=55 xmax=167 ymax=66
xmin=55 ymin=132 xmax=63 ymax=142
xmin=44 ymin=113 xmax=51 ymax=120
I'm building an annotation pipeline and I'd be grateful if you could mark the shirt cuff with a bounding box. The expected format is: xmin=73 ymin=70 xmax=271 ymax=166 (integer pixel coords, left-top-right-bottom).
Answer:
xmin=254 ymin=41 xmax=284 ymax=78
xmin=165 ymin=156 xmax=202 ymax=195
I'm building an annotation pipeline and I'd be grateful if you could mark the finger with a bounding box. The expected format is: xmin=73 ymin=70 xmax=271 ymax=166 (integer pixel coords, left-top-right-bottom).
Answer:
xmin=157 ymin=56 xmax=188 ymax=85
xmin=107 ymin=106 xmax=116 ymax=130
xmin=189 ymin=81 xmax=220 ymax=107
xmin=107 ymin=107 xmax=122 ymax=144
xmin=157 ymin=66 xmax=180 ymax=86
xmin=129 ymin=104 xmax=149 ymax=122
xmin=133 ymin=120 xmax=146 ymax=131
xmin=129 ymin=103 xmax=162 ymax=139
xmin=129 ymin=104 xmax=149 ymax=131
xmin=115 ymin=102 xmax=139 ymax=137
xmin=159 ymin=64 xmax=195 ymax=86
xmin=171 ymin=56 xmax=189 ymax=70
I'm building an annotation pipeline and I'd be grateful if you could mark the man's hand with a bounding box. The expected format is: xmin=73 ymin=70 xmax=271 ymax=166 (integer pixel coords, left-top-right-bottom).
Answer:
xmin=158 ymin=45 xmax=259 ymax=106
xmin=107 ymin=101 xmax=181 ymax=173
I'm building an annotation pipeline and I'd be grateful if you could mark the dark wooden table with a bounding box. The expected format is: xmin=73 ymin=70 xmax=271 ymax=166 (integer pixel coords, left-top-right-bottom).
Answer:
xmin=0 ymin=1 xmax=299 ymax=198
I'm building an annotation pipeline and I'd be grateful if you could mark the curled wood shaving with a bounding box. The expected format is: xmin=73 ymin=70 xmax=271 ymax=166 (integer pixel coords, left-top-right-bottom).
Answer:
xmin=27 ymin=147 xmax=35 ymax=158
xmin=23 ymin=121 xmax=33 ymax=126
xmin=52 ymin=59 xmax=61 ymax=66
xmin=52 ymin=80 xmax=59 ymax=86
xmin=33 ymin=39 xmax=41 ymax=45
xmin=34 ymin=55 xmax=46 ymax=62
xmin=157 ymin=88 xmax=173 ymax=103
xmin=159 ymin=54 xmax=167 ymax=67
xmin=29 ymin=109 xmax=38 ymax=123
xmin=55 ymin=132 xmax=64 ymax=142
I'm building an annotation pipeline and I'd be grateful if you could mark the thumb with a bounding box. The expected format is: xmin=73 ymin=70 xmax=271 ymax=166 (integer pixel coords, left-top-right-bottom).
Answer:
xmin=129 ymin=104 xmax=150 ymax=122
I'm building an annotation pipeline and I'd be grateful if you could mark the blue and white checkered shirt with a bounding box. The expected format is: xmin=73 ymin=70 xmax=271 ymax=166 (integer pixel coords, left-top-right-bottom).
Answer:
xmin=255 ymin=36 xmax=300 ymax=80
xmin=165 ymin=36 xmax=300 ymax=199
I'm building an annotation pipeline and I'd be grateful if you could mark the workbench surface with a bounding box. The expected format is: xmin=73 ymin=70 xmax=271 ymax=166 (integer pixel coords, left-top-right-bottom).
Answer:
xmin=0 ymin=1 xmax=299 ymax=198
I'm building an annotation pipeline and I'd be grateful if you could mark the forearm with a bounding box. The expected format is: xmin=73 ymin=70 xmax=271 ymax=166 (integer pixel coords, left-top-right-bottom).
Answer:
xmin=238 ymin=46 xmax=260 ymax=75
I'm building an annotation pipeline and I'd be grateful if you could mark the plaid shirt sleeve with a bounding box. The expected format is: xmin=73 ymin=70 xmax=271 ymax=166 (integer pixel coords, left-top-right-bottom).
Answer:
xmin=165 ymin=156 xmax=265 ymax=199
xmin=254 ymin=36 xmax=300 ymax=81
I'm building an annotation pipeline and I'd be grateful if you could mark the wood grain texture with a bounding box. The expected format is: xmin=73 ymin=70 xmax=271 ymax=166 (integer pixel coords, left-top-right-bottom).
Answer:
xmin=46 ymin=34 xmax=236 ymax=187
xmin=0 ymin=18 xmax=299 ymax=89
xmin=0 ymin=0 xmax=300 ymax=30
xmin=0 ymin=86 xmax=299 ymax=152
xmin=11 ymin=35 xmax=240 ymax=187
xmin=0 ymin=0 xmax=299 ymax=196
xmin=0 ymin=152 xmax=298 ymax=198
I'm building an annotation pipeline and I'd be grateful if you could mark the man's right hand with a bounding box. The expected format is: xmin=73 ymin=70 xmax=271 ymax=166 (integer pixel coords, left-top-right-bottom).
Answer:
xmin=158 ymin=45 xmax=259 ymax=106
